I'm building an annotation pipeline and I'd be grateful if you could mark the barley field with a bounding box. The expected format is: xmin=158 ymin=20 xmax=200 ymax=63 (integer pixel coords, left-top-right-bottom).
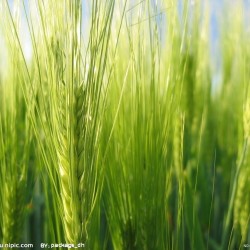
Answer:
xmin=0 ymin=0 xmax=250 ymax=250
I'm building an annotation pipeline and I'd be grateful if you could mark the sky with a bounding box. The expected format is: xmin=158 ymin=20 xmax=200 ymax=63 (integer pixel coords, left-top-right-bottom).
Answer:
xmin=1 ymin=0 xmax=250 ymax=85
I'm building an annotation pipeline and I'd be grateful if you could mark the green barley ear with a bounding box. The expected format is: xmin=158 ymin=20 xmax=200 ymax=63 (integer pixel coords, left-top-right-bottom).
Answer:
xmin=12 ymin=0 xmax=117 ymax=247
xmin=0 ymin=56 xmax=33 ymax=247
xmin=173 ymin=111 xmax=185 ymax=179
xmin=233 ymin=100 xmax=250 ymax=241
xmin=2 ymin=177 xmax=26 ymax=244
xmin=56 ymin=82 xmax=88 ymax=244
xmin=243 ymin=101 xmax=250 ymax=139
xmin=234 ymin=167 xmax=250 ymax=241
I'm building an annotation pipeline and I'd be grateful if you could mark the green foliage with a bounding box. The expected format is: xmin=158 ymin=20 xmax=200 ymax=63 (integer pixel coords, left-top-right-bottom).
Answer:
xmin=0 ymin=0 xmax=250 ymax=249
